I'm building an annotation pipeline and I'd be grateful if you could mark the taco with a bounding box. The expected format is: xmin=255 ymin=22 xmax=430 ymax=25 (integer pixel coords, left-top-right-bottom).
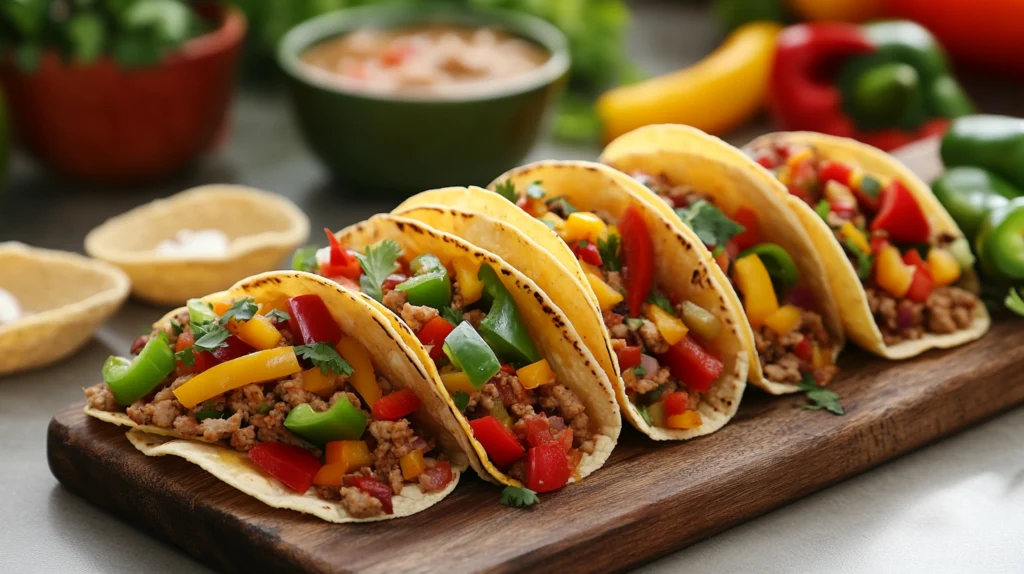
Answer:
xmin=600 ymin=125 xmax=845 ymax=394
xmin=83 ymin=271 xmax=471 ymax=522
xmin=310 ymin=215 xmax=620 ymax=491
xmin=394 ymin=166 xmax=750 ymax=440
xmin=740 ymin=131 xmax=990 ymax=358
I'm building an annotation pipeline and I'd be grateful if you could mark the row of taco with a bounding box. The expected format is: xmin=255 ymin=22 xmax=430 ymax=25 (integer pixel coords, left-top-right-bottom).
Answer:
xmin=83 ymin=125 xmax=989 ymax=522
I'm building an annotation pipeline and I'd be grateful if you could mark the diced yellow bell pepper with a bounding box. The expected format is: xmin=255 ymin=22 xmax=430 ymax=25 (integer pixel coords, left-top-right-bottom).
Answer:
xmin=440 ymin=371 xmax=476 ymax=394
xmin=776 ymin=165 xmax=792 ymax=186
xmin=811 ymin=342 xmax=830 ymax=370
xmin=539 ymin=212 xmax=567 ymax=236
xmin=680 ymin=300 xmax=721 ymax=341
xmin=646 ymin=400 xmax=667 ymax=427
xmin=336 ymin=337 xmax=380 ymax=407
xmin=733 ymin=254 xmax=779 ymax=327
xmin=840 ymin=221 xmax=871 ymax=254
xmin=259 ymin=297 xmax=291 ymax=318
xmin=173 ymin=347 xmax=301 ymax=409
xmin=212 ymin=300 xmax=232 ymax=316
xmin=875 ymin=244 xmax=914 ymax=298
xmin=786 ymin=147 xmax=813 ymax=168
xmin=326 ymin=440 xmax=374 ymax=468
xmin=666 ymin=410 xmax=703 ymax=429
xmin=585 ymin=271 xmax=624 ymax=311
xmin=564 ymin=212 xmax=608 ymax=244
xmin=231 ymin=314 xmax=282 ymax=350
xmin=522 ymin=196 xmax=548 ymax=217
xmin=313 ymin=463 xmax=347 ymax=486
xmin=928 ymin=247 xmax=962 ymax=287
xmin=764 ymin=304 xmax=802 ymax=336
xmin=825 ymin=180 xmax=857 ymax=208
xmin=517 ymin=359 xmax=555 ymax=389
xmin=400 ymin=449 xmax=426 ymax=480
xmin=302 ymin=366 xmax=335 ymax=398
xmin=848 ymin=168 xmax=864 ymax=191
xmin=453 ymin=258 xmax=483 ymax=306
xmin=644 ymin=304 xmax=688 ymax=345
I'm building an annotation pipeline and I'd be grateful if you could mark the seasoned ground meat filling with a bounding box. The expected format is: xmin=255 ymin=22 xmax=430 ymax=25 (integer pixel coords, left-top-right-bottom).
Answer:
xmin=866 ymin=285 xmax=977 ymax=345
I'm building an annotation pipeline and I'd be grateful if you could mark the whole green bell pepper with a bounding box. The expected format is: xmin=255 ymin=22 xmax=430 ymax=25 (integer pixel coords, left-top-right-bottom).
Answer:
xmin=396 ymin=254 xmax=452 ymax=309
xmin=284 ymin=399 xmax=368 ymax=445
xmin=442 ymin=321 xmax=501 ymax=388
xmin=975 ymin=197 xmax=1024 ymax=282
xmin=941 ymin=115 xmax=1024 ymax=191
xmin=477 ymin=265 xmax=540 ymax=367
xmin=102 ymin=336 xmax=176 ymax=405
xmin=932 ymin=166 xmax=1020 ymax=240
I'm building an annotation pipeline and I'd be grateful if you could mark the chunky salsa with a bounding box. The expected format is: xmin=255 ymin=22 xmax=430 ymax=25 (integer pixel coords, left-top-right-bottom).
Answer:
xmin=308 ymin=229 xmax=597 ymax=493
xmin=85 ymin=292 xmax=453 ymax=518
xmin=630 ymin=171 xmax=839 ymax=387
xmin=751 ymin=141 xmax=979 ymax=345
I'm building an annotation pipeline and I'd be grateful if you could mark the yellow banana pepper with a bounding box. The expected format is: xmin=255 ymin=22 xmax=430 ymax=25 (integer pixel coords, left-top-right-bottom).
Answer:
xmin=517 ymin=359 xmax=555 ymax=390
xmin=453 ymin=258 xmax=483 ymax=306
xmin=231 ymin=314 xmax=282 ymax=350
xmin=400 ymin=450 xmax=427 ymax=480
xmin=586 ymin=271 xmax=624 ymax=311
xmin=875 ymin=245 xmax=915 ymax=297
xmin=666 ymin=410 xmax=703 ymax=429
xmin=302 ymin=366 xmax=335 ymax=397
xmin=733 ymin=254 xmax=779 ymax=327
xmin=597 ymin=22 xmax=781 ymax=141
xmin=928 ymin=247 xmax=962 ymax=287
xmin=644 ymin=304 xmax=688 ymax=346
xmin=564 ymin=212 xmax=608 ymax=244
xmin=174 ymin=347 xmax=300 ymax=409
xmin=764 ymin=304 xmax=802 ymax=336
xmin=336 ymin=337 xmax=381 ymax=407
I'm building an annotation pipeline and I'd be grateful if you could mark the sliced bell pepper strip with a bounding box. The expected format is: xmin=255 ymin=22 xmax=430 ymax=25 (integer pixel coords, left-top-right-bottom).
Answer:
xmin=477 ymin=265 xmax=540 ymax=367
xmin=371 ymin=388 xmax=421 ymax=421
xmin=661 ymin=336 xmax=724 ymax=393
xmin=442 ymin=321 xmax=501 ymax=388
xmin=870 ymin=180 xmax=930 ymax=243
xmin=336 ymin=337 xmax=381 ymax=406
xmin=764 ymin=304 xmax=803 ymax=336
xmin=102 ymin=336 xmax=176 ymax=405
xmin=615 ymin=345 xmax=642 ymax=370
xmin=585 ymin=270 xmax=624 ymax=311
xmin=322 ymin=228 xmax=362 ymax=280
xmin=526 ymin=442 xmax=572 ymax=493
xmin=344 ymin=475 xmax=394 ymax=514
xmin=230 ymin=314 xmax=282 ymax=350
xmin=248 ymin=442 xmax=321 ymax=494
xmin=416 ymin=316 xmax=456 ymax=360
xmin=618 ymin=206 xmax=655 ymax=317
xmin=174 ymin=347 xmax=300 ymax=409
xmin=287 ymin=294 xmax=342 ymax=345
xmin=400 ymin=449 xmax=427 ymax=480
xmin=284 ymin=398 xmax=369 ymax=445
xmin=733 ymin=254 xmax=780 ymax=326
xmin=738 ymin=243 xmax=799 ymax=291
xmin=453 ymin=259 xmax=483 ymax=306
xmin=516 ymin=359 xmax=555 ymax=390
xmin=468 ymin=415 xmax=525 ymax=469
xmin=680 ymin=301 xmax=721 ymax=341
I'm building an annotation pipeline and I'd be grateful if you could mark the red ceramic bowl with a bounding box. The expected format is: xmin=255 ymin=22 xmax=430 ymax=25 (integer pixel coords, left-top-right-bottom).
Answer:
xmin=0 ymin=4 xmax=246 ymax=184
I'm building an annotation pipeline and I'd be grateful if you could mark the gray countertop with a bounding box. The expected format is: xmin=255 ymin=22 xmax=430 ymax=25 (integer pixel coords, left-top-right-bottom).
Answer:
xmin=2 ymin=1 xmax=1023 ymax=572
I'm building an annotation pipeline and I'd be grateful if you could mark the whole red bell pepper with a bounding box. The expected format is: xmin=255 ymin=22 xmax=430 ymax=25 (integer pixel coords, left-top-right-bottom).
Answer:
xmin=287 ymin=294 xmax=343 ymax=345
xmin=618 ymin=206 xmax=654 ymax=317
xmin=526 ymin=442 xmax=572 ymax=493
xmin=870 ymin=180 xmax=930 ymax=244
xmin=660 ymin=336 xmax=724 ymax=393
xmin=468 ymin=416 xmax=525 ymax=469
xmin=248 ymin=442 xmax=322 ymax=494
xmin=769 ymin=21 xmax=974 ymax=151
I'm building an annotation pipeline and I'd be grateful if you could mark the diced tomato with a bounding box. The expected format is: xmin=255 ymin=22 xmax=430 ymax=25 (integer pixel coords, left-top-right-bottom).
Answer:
xmin=344 ymin=475 xmax=394 ymax=514
xmin=773 ymin=142 xmax=793 ymax=160
xmin=526 ymin=443 xmax=572 ymax=493
xmin=870 ymin=180 xmax=930 ymax=244
xmin=371 ymin=388 xmax=421 ymax=421
xmin=786 ymin=183 xmax=809 ymax=201
xmin=755 ymin=153 xmax=776 ymax=169
xmin=419 ymin=460 xmax=453 ymax=493
xmin=248 ymin=442 xmax=322 ymax=494
xmin=661 ymin=336 xmax=724 ymax=393
xmin=731 ymin=208 xmax=760 ymax=251
xmin=524 ymin=416 xmax=573 ymax=452
xmin=818 ymin=161 xmax=852 ymax=187
xmin=618 ymin=206 xmax=654 ymax=317
xmin=416 ymin=316 xmax=456 ymax=360
xmin=615 ymin=345 xmax=642 ymax=370
xmin=794 ymin=337 xmax=814 ymax=363
xmin=574 ymin=242 xmax=603 ymax=266
xmin=288 ymin=294 xmax=343 ymax=345
xmin=905 ymin=266 xmax=934 ymax=303
xmin=468 ymin=416 xmax=525 ymax=468
xmin=382 ymin=273 xmax=408 ymax=292
xmin=174 ymin=331 xmax=194 ymax=353
xmin=664 ymin=391 xmax=690 ymax=417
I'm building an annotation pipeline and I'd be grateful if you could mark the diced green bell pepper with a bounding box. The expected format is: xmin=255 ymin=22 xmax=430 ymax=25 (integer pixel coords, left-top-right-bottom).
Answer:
xmin=284 ymin=400 xmax=368 ymax=444
xmin=477 ymin=265 xmax=540 ymax=367
xmin=442 ymin=322 xmax=501 ymax=388
xmin=396 ymin=254 xmax=452 ymax=309
xmin=102 ymin=336 xmax=176 ymax=405
xmin=409 ymin=253 xmax=444 ymax=275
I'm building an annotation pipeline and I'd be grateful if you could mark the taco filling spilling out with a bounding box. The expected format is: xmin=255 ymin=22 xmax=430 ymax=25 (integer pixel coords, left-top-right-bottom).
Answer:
xmin=629 ymin=171 xmax=839 ymax=387
xmin=84 ymin=292 xmax=454 ymax=518
xmin=311 ymin=230 xmax=601 ymax=493
xmin=751 ymin=142 xmax=980 ymax=346
xmin=505 ymin=184 xmax=724 ymax=431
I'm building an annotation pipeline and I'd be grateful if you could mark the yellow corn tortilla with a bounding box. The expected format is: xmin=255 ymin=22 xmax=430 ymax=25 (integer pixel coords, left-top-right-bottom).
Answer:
xmin=85 ymin=271 xmax=470 ymax=522
xmin=600 ymin=124 xmax=845 ymax=393
xmin=333 ymin=214 xmax=621 ymax=484
xmin=739 ymin=131 xmax=990 ymax=359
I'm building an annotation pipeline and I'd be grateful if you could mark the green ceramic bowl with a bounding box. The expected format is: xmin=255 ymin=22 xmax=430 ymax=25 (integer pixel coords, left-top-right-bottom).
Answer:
xmin=278 ymin=5 xmax=570 ymax=195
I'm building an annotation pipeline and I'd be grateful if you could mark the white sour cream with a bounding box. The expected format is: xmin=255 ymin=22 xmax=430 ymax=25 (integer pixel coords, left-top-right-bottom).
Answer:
xmin=0 ymin=288 xmax=23 ymax=326
xmin=156 ymin=229 xmax=231 ymax=257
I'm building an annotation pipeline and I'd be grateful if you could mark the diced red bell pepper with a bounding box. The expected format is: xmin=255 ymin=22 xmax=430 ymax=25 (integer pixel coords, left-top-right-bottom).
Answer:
xmin=615 ymin=345 xmax=642 ymax=370
xmin=904 ymin=254 xmax=934 ymax=303
xmin=903 ymin=249 xmax=928 ymax=271
xmin=524 ymin=416 xmax=573 ymax=451
xmin=664 ymin=391 xmax=690 ymax=417
xmin=418 ymin=460 xmax=453 ymax=492
xmin=288 ymin=294 xmax=343 ymax=345
xmin=500 ymin=364 xmax=517 ymax=375
xmin=248 ymin=442 xmax=322 ymax=494
xmin=193 ymin=350 xmax=218 ymax=372
xmin=526 ymin=442 xmax=572 ymax=493
xmin=818 ymin=161 xmax=852 ymax=187
xmin=870 ymin=235 xmax=889 ymax=255
xmin=786 ymin=183 xmax=809 ymax=202
xmin=212 ymin=336 xmax=255 ymax=363
xmin=416 ymin=316 xmax=456 ymax=360
xmin=731 ymin=208 xmax=760 ymax=251
xmin=755 ymin=153 xmax=776 ymax=169
xmin=174 ymin=332 xmax=197 ymax=372
xmin=322 ymin=229 xmax=362 ymax=280
xmin=794 ymin=337 xmax=814 ymax=363
xmin=661 ymin=336 xmax=724 ymax=393
xmin=344 ymin=475 xmax=394 ymax=514
xmin=371 ymin=388 xmax=421 ymax=421
xmin=382 ymin=273 xmax=408 ymax=293
xmin=574 ymin=241 xmax=603 ymax=266
xmin=618 ymin=206 xmax=654 ymax=317
xmin=870 ymin=180 xmax=930 ymax=244
xmin=468 ymin=416 xmax=525 ymax=468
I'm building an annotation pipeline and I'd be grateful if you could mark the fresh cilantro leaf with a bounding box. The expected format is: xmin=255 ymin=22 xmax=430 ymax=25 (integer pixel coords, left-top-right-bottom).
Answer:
xmin=815 ymin=200 xmax=831 ymax=222
xmin=175 ymin=347 xmax=195 ymax=366
xmin=797 ymin=374 xmax=845 ymax=415
xmin=637 ymin=404 xmax=653 ymax=426
xmin=843 ymin=238 xmax=874 ymax=281
xmin=292 ymin=245 xmax=320 ymax=273
xmin=493 ymin=180 xmax=517 ymax=203
xmin=546 ymin=196 xmax=578 ymax=216
xmin=219 ymin=297 xmax=258 ymax=325
xmin=354 ymin=240 xmax=403 ymax=302
xmin=265 ymin=309 xmax=291 ymax=323
xmin=632 ymin=366 xmax=647 ymax=377
xmin=625 ymin=318 xmax=643 ymax=330
xmin=597 ymin=233 xmax=621 ymax=272
xmin=648 ymin=290 xmax=674 ymax=315
xmin=170 ymin=320 xmax=183 ymax=334
xmin=525 ymin=181 xmax=546 ymax=199
xmin=294 ymin=343 xmax=354 ymax=376
xmin=192 ymin=322 xmax=231 ymax=352
xmin=1006 ymin=288 xmax=1024 ymax=317
xmin=452 ymin=391 xmax=470 ymax=412
xmin=675 ymin=200 xmax=745 ymax=248
xmin=441 ymin=306 xmax=464 ymax=326
xmin=500 ymin=486 xmax=540 ymax=508
xmin=859 ymin=175 xmax=882 ymax=198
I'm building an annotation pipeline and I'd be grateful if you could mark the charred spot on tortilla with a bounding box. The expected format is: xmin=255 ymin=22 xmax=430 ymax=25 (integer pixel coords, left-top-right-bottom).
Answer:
xmin=500 ymin=269 xmax=512 ymax=276
xmin=534 ymin=292 xmax=545 ymax=305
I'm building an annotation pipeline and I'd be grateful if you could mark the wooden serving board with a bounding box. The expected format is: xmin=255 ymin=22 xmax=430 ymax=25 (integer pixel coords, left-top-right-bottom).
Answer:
xmin=48 ymin=321 xmax=1024 ymax=574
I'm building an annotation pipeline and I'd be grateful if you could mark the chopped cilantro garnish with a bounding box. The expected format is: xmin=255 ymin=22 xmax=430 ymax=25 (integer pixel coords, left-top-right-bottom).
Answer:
xmin=859 ymin=174 xmax=882 ymax=198
xmin=292 ymin=245 xmax=320 ymax=273
xmin=219 ymin=297 xmax=258 ymax=325
xmin=265 ymin=309 xmax=291 ymax=323
xmin=843 ymin=237 xmax=874 ymax=281
xmin=525 ymin=180 xmax=546 ymax=199
xmin=175 ymin=347 xmax=195 ymax=366
xmin=1006 ymin=288 xmax=1024 ymax=317
xmin=632 ymin=366 xmax=647 ymax=377
xmin=815 ymin=200 xmax=831 ymax=222
xmin=294 ymin=342 xmax=354 ymax=376
xmin=546 ymin=196 xmax=578 ymax=215
xmin=441 ymin=306 xmax=464 ymax=326
xmin=170 ymin=320 xmax=183 ymax=334
xmin=798 ymin=374 xmax=845 ymax=415
xmin=675 ymin=200 xmax=745 ymax=248
xmin=192 ymin=322 xmax=232 ymax=353
xmin=354 ymin=240 xmax=403 ymax=302
xmin=647 ymin=289 xmax=674 ymax=314
xmin=500 ymin=486 xmax=539 ymax=508
xmin=637 ymin=404 xmax=653 ymax=426
xmin=452 ymin=391 xmax=470 ymax=412
xmin=493 ymin=180 xmax=517 ymax=203
xmin=597 ymin=233 xmax=621 ymax=272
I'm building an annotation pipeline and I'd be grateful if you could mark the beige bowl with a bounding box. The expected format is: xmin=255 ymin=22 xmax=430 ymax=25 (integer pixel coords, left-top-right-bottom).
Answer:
xmin=0 ymin=242 xmax=130 ymax=376
xmin=84 ymin=185 xmax=310 ymax=305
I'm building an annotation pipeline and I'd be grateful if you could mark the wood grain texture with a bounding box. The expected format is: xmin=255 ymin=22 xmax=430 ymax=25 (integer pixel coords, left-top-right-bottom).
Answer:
xmin=47 ymin=321 xmax=1024 ymax=574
